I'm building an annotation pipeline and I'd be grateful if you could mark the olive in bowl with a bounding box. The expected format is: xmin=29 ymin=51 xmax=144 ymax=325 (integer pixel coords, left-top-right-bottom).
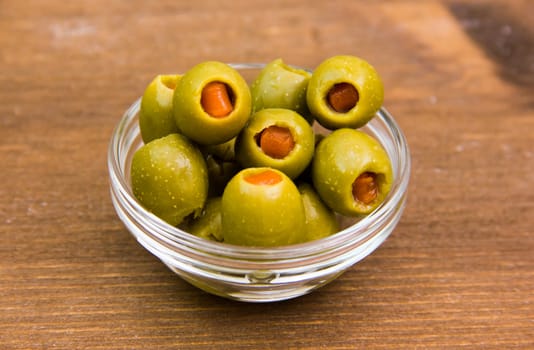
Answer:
xmin=173 ymin=61 xmax=252 ymax=145
xmin=139 ymin=74 xmax=182 ymax=143
xmin=312 ymin=128 xmax=393 ymax=216
xmin=307 ymin=55 xmax=384 ymax=130
xmin=298 ymin=183 xmax=340 ymax=242
xmin=130 ymin=133 xmax=208 ymax=226
xmin=181 ymin=197 xmax=223 ymax=242
xmin=235 ymin=108 xmax=314 ymax=179
xmin=250 ymin=58 xmax=312 ymax=121
xmin=222 ymin=167 xmax=306 ymax=247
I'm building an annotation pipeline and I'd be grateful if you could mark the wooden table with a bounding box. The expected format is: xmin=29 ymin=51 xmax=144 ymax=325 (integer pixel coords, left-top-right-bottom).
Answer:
xmin=2 ymin=0 xmax=533 ymax=348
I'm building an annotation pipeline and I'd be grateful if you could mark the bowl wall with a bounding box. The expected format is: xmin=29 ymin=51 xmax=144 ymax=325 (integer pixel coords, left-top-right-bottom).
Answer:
xmin=108 ymin=64 xmax=411 ymax=302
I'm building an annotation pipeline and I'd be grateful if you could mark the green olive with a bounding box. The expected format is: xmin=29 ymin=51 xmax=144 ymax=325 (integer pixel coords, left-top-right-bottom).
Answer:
xmin=235 ymin=108 xmax=314 ymax=179
xmin=221 ymin=167 xmax=306 ymax=247
xmin=298 ymin=183 xmax=340 ymax=241
xmin=312 ymin=128 xmax=393 ymax=216
xmin=294 ymin=132 xmax=327 ymax=184
xmin=200 ymin=138 xmax=240 ymax=197
xmin=181 ymin=197 xmax=223 ymax=242
xmin=200 ymin=138 xmax=236 ymax=162
xmin=139 ymin=74 xmax=182 ymax=143
xmin=250 ymin=58 xmax=313 ymax=122
xmin=131 ymin=133 xmax=208 ymax=226
xmin=204 ymin=154 xmax=241 ymax=197
xmin=173 ymin=61 xmax=251 ymax=145
xmin=307 ymin=55 xmax=384 ymax=129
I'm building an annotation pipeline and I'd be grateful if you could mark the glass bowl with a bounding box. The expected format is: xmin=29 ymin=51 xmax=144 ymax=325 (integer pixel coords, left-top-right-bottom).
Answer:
xmin=108 ymin=63 xmax=411 ymax=303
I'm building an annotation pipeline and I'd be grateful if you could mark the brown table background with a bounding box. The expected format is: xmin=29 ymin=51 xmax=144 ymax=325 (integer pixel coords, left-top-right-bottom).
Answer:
xmin=1 ymin=0 xmax=533 ymax=349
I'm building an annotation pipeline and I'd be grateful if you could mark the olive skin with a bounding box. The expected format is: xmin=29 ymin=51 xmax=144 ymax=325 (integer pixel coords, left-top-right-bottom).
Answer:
xmin=298 ymin=183 xmax=340 ymax=241
xmin=312 ymin=128 xmax=393 ymax=216
xmin=235 ymin=108 xmax=315 ymax=179
xmin=307 ymin=55 xmax=384 ymax=129
xmin=139 ymin=74 xmax=182 ymax=143
xmin=200 ymin=138 xmax=240 ymax=197
xmin=181 ymin=197 xmax=223 ymax=242
xmin=204 ymin=155 xmax=241 ymax=197
xmin=131 ymin=133 xmax=208 ymax=226
xmin=200 ymin=137 xmax=236 ymax=162
xmin=221 ymin=167 xmax=306 ymax=247
xmin=250 ymin=58 xmax=313 ymax=122
xmin=173 ymin=61 xmax=252 ymax=145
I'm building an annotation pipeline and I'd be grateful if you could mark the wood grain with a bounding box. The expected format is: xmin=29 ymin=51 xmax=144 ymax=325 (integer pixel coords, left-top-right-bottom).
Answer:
xmin=1 ymin=0 xmax=533 ymax=349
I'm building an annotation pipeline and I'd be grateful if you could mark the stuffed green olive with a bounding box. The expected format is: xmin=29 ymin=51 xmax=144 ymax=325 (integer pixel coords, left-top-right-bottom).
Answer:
xmin=173 ymin=61 xmax=251 ymax=145
xmin=307 ymin=55 xmax=384 ymax=129
xmin=221 ymin=167 xmax=306 ymax=247
xmin=235 ymin=108 xmax=314 ymax=179
xmin=312 ymin=128 xmax=393 ymax=216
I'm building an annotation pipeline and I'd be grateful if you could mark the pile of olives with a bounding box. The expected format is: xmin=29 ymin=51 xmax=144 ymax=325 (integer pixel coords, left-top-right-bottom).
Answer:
xmin=131 ymin=55 xmax=393 ymax=247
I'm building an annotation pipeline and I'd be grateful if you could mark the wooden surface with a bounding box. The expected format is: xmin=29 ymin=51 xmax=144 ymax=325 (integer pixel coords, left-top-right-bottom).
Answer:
xmin=1 ymin=0 xmax=533 ymax=348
